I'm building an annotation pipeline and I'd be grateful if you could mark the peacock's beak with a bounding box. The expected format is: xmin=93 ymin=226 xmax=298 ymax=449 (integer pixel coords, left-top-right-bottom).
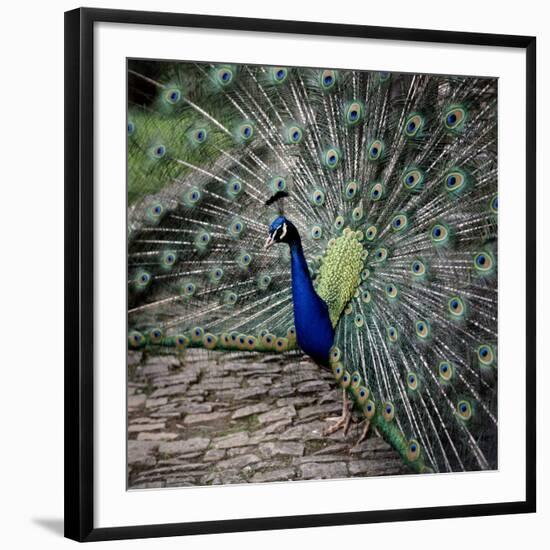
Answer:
xmin=264 ymin=234 xmax=275 ymax=249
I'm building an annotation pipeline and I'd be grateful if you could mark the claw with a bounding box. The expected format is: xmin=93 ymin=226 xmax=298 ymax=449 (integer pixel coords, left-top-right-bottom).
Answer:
xmin=323 ymin=389 xmax=352 ymax=436
xmin=349 ymin=420 xmax=370 ymax=453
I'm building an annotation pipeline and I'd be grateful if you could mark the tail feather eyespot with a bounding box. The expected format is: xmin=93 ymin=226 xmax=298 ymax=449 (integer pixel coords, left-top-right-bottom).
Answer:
xmin=382 ymin=402 xmax=395 ymax=422
xmin=407 ymin=439 xmax=421 ymax=461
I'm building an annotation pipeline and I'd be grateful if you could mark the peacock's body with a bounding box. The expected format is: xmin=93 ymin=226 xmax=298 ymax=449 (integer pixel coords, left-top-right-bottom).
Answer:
xmin=127 ymin=60 xmax=498 ymax=475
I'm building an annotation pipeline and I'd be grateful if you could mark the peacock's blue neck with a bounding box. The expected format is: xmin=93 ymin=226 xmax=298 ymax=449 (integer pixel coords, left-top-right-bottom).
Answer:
xmin=288 ymin=238 xmax=334 ymax=365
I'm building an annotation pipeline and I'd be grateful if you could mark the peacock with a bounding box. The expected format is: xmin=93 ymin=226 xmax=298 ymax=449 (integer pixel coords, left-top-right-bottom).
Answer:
xmin=127 ymin=59 xmax=498 ymax=475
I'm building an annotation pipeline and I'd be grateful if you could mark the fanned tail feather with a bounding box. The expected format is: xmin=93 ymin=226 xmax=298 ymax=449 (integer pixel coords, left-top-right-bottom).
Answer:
xmin=127 ymin=60 xmax=498 ymax=474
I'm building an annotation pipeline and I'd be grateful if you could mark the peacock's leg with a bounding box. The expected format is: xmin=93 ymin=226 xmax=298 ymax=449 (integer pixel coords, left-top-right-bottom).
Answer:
xmin=323 ymin=389 xmax=352 ymax=436
xmin=349 ymin=420 xmax=371 ymax=453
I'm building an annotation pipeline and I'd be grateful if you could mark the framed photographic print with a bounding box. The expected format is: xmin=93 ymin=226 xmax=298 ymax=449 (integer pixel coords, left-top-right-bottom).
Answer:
xmin=64 ymin=7 xmax=536 ymax=542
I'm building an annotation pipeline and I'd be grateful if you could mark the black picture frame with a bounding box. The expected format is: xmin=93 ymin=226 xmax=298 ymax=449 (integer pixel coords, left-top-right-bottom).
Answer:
xmin=64 ymin=7 xmax=537 ymax=542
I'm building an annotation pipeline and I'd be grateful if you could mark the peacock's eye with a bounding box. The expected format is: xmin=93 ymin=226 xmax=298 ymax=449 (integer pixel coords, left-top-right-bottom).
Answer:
xmin=150 ymin=328 xmax=162 ymax=343
xmin=448 ymin=296 xmax=465 ymax=318
xmin=383 ymin=402 xmax=395 ymax=422
xmin=457 ymin=400 xmax=472 ymax=420
xmin=407 ymin=372 xmax=418 ymax=390
xmin=182 ymin=282 xmax=196 ymax=296
xmin=345 ymin=181 xmax=358 ymax=200
xmin=312 ymin=189 xmax=325 ymax=205
xmin=129 ymin=331 xmax=143 ymax=347
xmin=147 ymin=202 xmax=163 ymax=220
xmin=366 ymin=225 xmax=377 ymax=241
xmin=474 ymin=251 xmax=494 ymax=273
xmin=415 ymin=319 xmax=430 ymax=339
xmin=345 ymin=102 xmax=363 ymax=125
xmin=374 ymin=247 xmax=388 ymax=262
xmin=430 ymin=223 xmax=449 ymax=245
xmin=402 ymin=168 xmax=424 ymax=191
xmin=269 ymin=176 xmax=287 ymax=193
xmin=364 ymin=399 xmax=376 ymax=419
xmin=152 ymin=145 xmax=166 ymax=158
xmin=330 ymin=347 xmax=341 ymax=363
xmin=237 ymin=251 xmax=252 ymax=268
xmin=490 ymin=194 xmax=498 ymax=214
xmin=238 ymin=122 xmax=254 ymax=141
xmin=216 ymin=67 xmax=234 ymax=85
xmin=385 ymin=283 xmax=398 ymax=300
xmin=225 ymin=178 xmax=243 ymax=198
xmin=391 ymin=213 xmax=408 ymax=232
xmin=407 ymin=439 xmax=421 ymax=461
xmin=445 ymin=169 xmax=466 ymax=193
xmin=438 ymin=361 xmax=453 ymax=381
xmin=225 ymin=292 xmax=238 ymax=305
xmin=210 ymin=267 xmax=224 ymax=282
xmin=362 ymin=290 xmax=372 ymax=304
xmin=444 ymin=106 xmax=466 ymax=130
xmin=195 ymin=129 xmax=207 ymax=142
xmin=272 ymin=67 xmax=288 ymax=83
xmin=165 ymin=88 xmax=181 ymax=104
xmin=411 ymin=259 xmax=426 ymax=278
xmin=311 ymin=225 xmax=323 ymax=240
xmin=286 ymin=124 xmax=303 ymax=144
xmin=477 ymin=344 xmax=495 ymax=366
xmin=387 ymin=326 xmax=398 ymax=343
xmin=320 ymin=70 xmax=337 ymax=90
xmin=352 ymin=204 xmax=364 ymax=222
xmin=404 ymin=114 xmax=424 ymax=137
xmin=370 ymin=182 xmax=385 ymax=201
xmin=258 ymin=273 xmax=272 ymax=289
xmin=162 ymin=252 xmax=176 ymax=267
xmin=185 ymin=187 xmax=202 ymax=206
xmin=368 ymin=140 xmax=384 ymax=161
xmin=135 ymin=270 xmax=151 ymax=289
xmin=229 ymin=218 xmax=245 ymax=237
xmin=127 ymin=121 xmax=135 ymax=135
xmin=195 ymin=230 xmax=211 ymax=250
xmin=323 ymin=148 xmax=341 ymax=168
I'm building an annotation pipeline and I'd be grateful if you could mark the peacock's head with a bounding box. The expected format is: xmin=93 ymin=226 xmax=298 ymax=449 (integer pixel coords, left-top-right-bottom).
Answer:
xmin=264 ymin=216 xmax=299 ymax=249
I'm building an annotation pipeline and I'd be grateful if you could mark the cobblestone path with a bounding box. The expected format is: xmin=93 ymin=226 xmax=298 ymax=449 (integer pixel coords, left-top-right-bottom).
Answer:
xmin=128 ymin=349 xmax=412 ymax=488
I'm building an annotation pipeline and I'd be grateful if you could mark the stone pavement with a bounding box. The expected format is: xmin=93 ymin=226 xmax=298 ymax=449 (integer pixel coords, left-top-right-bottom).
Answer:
xmin=127 ymin=348 xmax=412 ymax=488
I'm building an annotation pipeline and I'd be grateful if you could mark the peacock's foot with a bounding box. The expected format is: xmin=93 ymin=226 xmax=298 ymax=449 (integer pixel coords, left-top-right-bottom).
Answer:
xmin=323 ymin=389 xmax=352 ymax=436
xmin=349 ymin=420 xmax=370 ymax=453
